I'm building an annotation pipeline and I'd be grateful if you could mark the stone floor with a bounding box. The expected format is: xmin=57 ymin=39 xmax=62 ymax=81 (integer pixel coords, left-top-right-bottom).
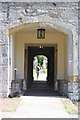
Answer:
xmin=24 ymin=81 xmax=59 ymax=96
xmin=34 ymin=70 xmax=47 ymax=81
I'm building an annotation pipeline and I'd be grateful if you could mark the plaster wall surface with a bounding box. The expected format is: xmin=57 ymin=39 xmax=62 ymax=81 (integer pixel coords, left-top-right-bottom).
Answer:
xmin=11 ymin=34 xmax=16 ymax=80
xmin=12 ymin=31 xmax=68 ymax=81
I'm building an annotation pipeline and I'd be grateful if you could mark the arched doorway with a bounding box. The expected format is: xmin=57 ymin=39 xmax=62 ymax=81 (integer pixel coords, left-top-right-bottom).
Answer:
xmin=33 ymin=55 xmax=48 ymax=81
xmin=8 ymin=22 xmax=70 ymax=96
xmin=27 ymin=46 xmax=55 ymax=89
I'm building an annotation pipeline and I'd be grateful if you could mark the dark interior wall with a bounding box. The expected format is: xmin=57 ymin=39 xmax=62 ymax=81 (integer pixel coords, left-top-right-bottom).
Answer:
xmin=27 ymin=46 xmax=55 ymax=88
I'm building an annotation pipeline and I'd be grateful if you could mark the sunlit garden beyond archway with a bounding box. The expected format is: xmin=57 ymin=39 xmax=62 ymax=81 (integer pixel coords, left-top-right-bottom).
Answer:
xmin=33 ymin=55 xmax=48 ymax=81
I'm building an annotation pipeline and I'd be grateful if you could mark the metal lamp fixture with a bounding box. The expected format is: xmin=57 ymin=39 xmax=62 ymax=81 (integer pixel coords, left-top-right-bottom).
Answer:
xmin=37 ymin=29 xmax=45 ymax=39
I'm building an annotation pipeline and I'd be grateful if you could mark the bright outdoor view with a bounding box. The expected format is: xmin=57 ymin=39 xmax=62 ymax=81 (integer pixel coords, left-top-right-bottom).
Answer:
xmin=33 ymin=55 xmax=48 ymax=81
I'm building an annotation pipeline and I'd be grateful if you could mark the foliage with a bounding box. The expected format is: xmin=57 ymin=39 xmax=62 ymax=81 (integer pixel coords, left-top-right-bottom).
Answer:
xmin=33 ymin=69 xmax=36 ymax=76
xmin=37 ymin=55 xmax=45 ymax=68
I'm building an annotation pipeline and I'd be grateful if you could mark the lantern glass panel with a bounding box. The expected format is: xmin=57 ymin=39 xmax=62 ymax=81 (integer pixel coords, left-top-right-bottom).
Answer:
xmin=37 ymin=29 xmax=45 ymax=39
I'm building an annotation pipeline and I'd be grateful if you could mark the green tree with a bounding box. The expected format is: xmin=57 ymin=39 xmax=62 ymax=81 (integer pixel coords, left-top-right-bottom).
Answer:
xmin=37 ymin=55 xmax=44 ymax=68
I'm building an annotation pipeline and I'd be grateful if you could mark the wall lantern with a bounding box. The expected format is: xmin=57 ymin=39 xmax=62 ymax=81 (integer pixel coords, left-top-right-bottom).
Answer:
xmin=37 ymin=29 xmax=45 ymax=39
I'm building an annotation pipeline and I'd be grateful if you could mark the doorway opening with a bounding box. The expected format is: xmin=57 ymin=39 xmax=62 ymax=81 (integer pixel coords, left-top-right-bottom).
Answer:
xmin=33 ymin=55 xmax=48 ymax=81
xmin=27 ymin=46 xmax=55 ymax=89
xmin=24 ymin=45 xmax=58 ymax=96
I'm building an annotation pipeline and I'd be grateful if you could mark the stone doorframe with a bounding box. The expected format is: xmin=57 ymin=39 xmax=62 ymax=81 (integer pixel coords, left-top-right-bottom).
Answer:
xmin=0 ymin=5 xmax=78 ymax=97
xmin=24 ymin=44 xmax=57 ymax=90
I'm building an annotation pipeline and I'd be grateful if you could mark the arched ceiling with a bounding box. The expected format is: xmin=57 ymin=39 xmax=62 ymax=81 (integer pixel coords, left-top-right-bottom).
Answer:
xmin=6 ymin=22 xmax=67 ymax=35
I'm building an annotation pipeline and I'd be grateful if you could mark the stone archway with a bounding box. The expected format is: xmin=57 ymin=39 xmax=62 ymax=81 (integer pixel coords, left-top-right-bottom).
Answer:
xmin=7 ymin=22 xmax=73 ymax=97
xmin=8 ymin=22 xmax=73 ymax=77
xmin=1 ymin=23 xmax=73 ymax=97
xmin=0 ymin=2 xmax=79 ymax=99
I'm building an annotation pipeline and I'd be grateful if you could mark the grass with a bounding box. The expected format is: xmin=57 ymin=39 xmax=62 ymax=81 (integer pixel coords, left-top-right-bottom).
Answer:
xmin=7 ymin=109 xmax=16 ymax=112
xmin=61 ymin=98 xmax=78 ymax=115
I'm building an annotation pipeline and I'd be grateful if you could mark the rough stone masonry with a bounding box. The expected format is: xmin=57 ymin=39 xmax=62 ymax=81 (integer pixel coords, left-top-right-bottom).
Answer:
xmin=0 ymin=1 xmax=80 ymax=100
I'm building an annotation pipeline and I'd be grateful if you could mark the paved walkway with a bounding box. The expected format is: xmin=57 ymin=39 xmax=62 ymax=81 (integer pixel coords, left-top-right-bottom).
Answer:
xmin=34 ymin=70 xmax=47 ymax=81
xmin=11 ymin=96 xmax=78 ymax=118
xmin=0 ymin=96 xmax=78 ymax=119
xmin=0 ymin=81 xmax=78 ymax=119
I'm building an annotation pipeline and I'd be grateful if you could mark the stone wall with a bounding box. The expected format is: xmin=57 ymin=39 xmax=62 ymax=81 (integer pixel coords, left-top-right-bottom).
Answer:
xmin=0 ymin=2 xmax=9 ymax=97
xmin=58 ymin=80 xmax=68 ymax=96
xmin=58 ymin=80 xmax=80 ymax=100
xmin=78 ymin=2 xmax=80 ymax=101
xmin=0 ymin=2 xmax=79 ymax=99
xmin=68 ymin=82 xmax=80 ymax=100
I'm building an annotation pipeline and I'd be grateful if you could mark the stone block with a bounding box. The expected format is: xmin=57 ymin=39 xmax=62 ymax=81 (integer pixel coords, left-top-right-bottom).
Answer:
xmin=58 ymin=80 xmax=68 ymax=96
xmin=68 ymin=82 xmax=80 ymax=100
xmin=68 ymin=92 xmax=80 ymax=101
xmin=68 ymin=82 xmax=79 ymax=92
xmin=68 ymin=83 xmax=73 ymax=92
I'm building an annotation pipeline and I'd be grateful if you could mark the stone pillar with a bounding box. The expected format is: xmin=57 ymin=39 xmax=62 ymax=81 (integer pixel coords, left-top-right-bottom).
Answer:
xmin=0 ymin=1 xmax=2 ymax=97
xmin=0 ymin=2 xmax=9 ymax=97
xmin=68 ymin=30 xmax=79 ymax=100
xmin=73 ymin=33 xmax=78 ymax=77
xmin=0 ymin=34 xmax=9 ymax=97
xmin=0 ymin=33 xmax=9 ymax=97
xmin=68 ymin=31 xmax=73 ymax=81
xmin=67 ymin=29 xmax=78 ymax=80
xmin=0 ymin=34 xmax=3 ymax=97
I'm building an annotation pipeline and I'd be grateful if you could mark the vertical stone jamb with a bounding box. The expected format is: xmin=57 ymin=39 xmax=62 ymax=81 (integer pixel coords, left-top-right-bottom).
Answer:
xmin=2 ymin=34 xmax=9 ymax=97
xmin=0 ymin=2 xmax=3 ymax=97
xmin=73 ymin=32 xmax=78 ymax=78
xmin=68 ymin=30 xmax=79 ymax=100
xmin=0 ymin=2 xmax=10 ymax=97
xmin=68 ymin=31 xmax=73 ymax=81
xmin=78 ymin=2 xmax=80 ymax=117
